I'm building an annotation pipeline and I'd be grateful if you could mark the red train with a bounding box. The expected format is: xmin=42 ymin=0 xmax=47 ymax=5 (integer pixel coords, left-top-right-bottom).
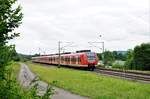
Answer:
xmin=32 ymin=50 xmax=99 ymax=70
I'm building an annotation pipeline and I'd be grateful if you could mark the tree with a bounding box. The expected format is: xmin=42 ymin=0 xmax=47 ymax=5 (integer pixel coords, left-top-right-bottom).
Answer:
xmin=112 ymin=51 xmax=118 ymax=59
xmin=97 ymin=53 xmax=102 ymax=60
xmin=125 ymin=49 xmax=134 ymax=69
xmin=125 ymin=43 xmax=150 ymax=70
xmin=134 ymin=43 xmax=150 ymax=70
xmin=0 ymin=0 xmax=23 ymax=46
xmin=103 ymin=51 xmax=115 ymax=66
xmin=0 ymin=0 xmax=23 ymax=79
xmin=0 ymin=0 xmax=23 ymax=98
xmin=0 ymin=0 xmax=23 ymax=70
xmin=0 ymin=1 xmax=53 ymax=98
xmin=112 ymin=51 xmax=127 ymax=61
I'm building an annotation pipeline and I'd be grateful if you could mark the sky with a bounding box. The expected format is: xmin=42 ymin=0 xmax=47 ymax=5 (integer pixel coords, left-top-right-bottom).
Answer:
xmin=10 ymin=0 xmax=150 ymax=54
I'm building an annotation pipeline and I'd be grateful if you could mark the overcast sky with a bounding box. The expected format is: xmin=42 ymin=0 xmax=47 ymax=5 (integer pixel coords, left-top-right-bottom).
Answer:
xmin=10 ymin=0 xmax=150 ymax=54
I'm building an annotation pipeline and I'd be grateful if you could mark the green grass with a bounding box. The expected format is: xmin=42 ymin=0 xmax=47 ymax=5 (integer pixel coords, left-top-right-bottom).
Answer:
xmin=11 ymin=62 xmax=20 ymax=78
xmin=27 ymin=62 xmax=150 ymax=99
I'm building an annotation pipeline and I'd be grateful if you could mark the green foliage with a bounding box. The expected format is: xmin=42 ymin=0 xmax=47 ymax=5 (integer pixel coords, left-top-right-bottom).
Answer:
xmin=9 ymin=53 xmax=32 ymax=62
xmin=112 ymin=61 xmax=125 ymax=69
xmin=0 ymin=0 xmax=23 ymax=78
xmin=18 ymin=53 xmax=32 ymax=62
xmin=0 ymin=0 xmax=23 ymax=46
xmin=99 ymin=51 xmax=127 ymax=66
xmin=0 ymin=62 xmax=53 ymax=99
xmin=32 ymin=53 xmax=40 ymax=57
xmin=134 ymin=43 xmax=150 ymax=70
xmin=0 ymin=62 xmax=30 ymax=98
xmin=125 ymin=49 xmax=134 ymax=69
xmin=112 ymin=51 xmax=127 ymax=61
xmin=0 ymin=0 xmax=53 ymax=98
xmin=42 ymin=85 xmax=54 ymax=99
xmin=103 ymin=51 xmax=115 ymax=66
xmin=97 ymin=53 xmax=102 ymax=60
xmin=125 ymin=43 xmax=150 ymax=70
xmin=0 ymin=0 xmax=23 ymax=98
xmin=0 ymin=45 xmax=17 ymax=80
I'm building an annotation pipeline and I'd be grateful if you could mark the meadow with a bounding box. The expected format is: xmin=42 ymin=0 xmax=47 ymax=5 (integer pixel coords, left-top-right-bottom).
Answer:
xmin=12 ymin=62 xmax=21 ymax=77
xmin=26 ymin=62 xmax=150 ymax=99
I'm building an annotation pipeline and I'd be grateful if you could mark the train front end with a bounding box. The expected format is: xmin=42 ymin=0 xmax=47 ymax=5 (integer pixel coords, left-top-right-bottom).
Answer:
xmin=86 ymin=52 xmax=99 ymax=70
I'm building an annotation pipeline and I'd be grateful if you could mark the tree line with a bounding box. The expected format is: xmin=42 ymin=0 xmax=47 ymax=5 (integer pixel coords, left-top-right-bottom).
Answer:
xmin=98 ymin=43 xmax=150 ymax=70
xmin=125 ymin=43 xmax=150 ymax=70
xmin=97 ymin=50 xmax=127 ymax=66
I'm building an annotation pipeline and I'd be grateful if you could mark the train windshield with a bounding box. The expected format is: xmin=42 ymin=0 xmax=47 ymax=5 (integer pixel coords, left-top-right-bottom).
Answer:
xmin=86 ymin=52 xmax=96 ymax=62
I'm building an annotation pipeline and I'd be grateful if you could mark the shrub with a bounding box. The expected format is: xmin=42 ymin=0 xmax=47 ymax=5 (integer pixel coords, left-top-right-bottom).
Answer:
xmin=112 ymin=61 xmax=125 ymax=69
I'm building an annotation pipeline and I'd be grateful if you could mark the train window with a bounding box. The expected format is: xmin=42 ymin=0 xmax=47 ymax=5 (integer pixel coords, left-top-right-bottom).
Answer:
xmin=56 ymin=57 xmax=58 ymax=62
xmin=49 ymin=58 xmax=51 ymax=61
xmin=78 ymin=57 xmax=81 ymax=62
xmin=65 ymin=57 xmax=67 ymax=62
xmin=54 ymin=57 xmax=55 ymax=62
xmin=71 ymin=56 xmax=76 ymax=62
xmin=56 ymin=57 xmax=59 ymax=62
xmin=71 ymin=56 xmax=74 ymax=62
xmin=66 ymin=57 xmax=70 ymax=62
xmin=77 ymin=56 xmax=81 ymax=63
xmin=87 ymin=52 xmax=96 ymax=61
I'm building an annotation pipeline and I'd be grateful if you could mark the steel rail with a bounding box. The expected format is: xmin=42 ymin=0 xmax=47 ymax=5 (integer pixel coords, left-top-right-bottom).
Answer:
xmin=95 ymin=67 xmax=150 ymax=83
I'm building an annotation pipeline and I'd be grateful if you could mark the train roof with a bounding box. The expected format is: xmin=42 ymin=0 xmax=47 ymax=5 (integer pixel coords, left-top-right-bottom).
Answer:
xmin=76 ymin=50 xmax=91 ymax=53
xmin=32 ymin=51 xmax=96 ymax=58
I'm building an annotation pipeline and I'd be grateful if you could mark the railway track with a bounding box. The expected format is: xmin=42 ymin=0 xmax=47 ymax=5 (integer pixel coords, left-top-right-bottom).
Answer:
xmin=95 ymin=67 xmax=150 ymax=83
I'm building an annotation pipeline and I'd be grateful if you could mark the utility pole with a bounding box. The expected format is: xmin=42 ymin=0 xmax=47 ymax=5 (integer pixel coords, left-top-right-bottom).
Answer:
xmin=102 ymin=41 xmax=105 ymax=66
xmin=58 ymin=41 xmax=74 ymax=68
xmin=99 ymin=35 xmax=105 ymax=66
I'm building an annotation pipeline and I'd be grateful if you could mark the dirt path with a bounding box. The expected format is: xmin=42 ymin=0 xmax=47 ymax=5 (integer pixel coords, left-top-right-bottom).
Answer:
xmin=18 ymin=63 xmax=89 ymax=99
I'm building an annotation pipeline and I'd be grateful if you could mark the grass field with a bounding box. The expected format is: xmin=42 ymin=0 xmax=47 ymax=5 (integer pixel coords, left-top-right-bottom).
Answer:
xmin=27 ymin=62 xmax=150 ymax=99
xmin=11 ymin=62 xmax=20 ymax=78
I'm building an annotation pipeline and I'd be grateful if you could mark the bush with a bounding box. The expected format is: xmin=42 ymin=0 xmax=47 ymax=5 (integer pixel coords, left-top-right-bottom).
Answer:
xmin=112 ymin=62 xmax=124 ymax=69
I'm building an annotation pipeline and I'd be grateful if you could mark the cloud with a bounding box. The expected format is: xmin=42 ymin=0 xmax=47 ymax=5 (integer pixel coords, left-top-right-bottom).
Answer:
xmin=11 ymin=0 xmax=150 ymax=54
